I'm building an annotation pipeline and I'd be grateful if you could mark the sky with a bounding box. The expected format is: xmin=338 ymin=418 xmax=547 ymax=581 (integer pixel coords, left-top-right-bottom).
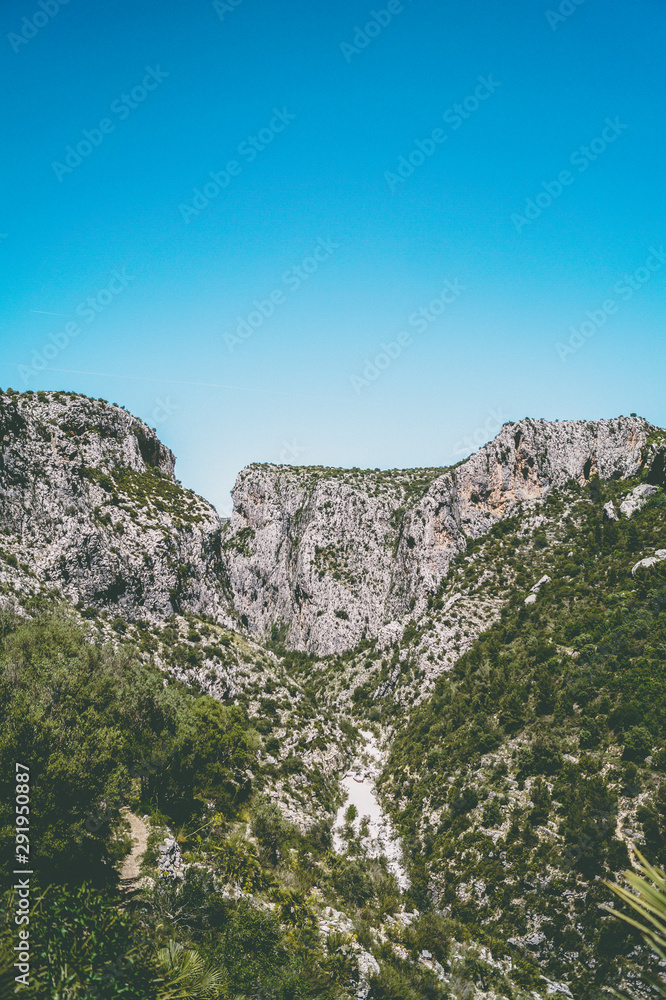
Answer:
xmin=2 ymin=0 xmax=665 ymax=514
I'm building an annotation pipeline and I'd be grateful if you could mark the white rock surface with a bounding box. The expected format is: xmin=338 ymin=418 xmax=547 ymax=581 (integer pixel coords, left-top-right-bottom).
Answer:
xmin=603 ymin=501 xmax=619 ymax=521
xmin=620 ymin=483 xmax=659 ymax=518
xmin=632 ymin=548 xmax=666 ymax=575
xmin=0 ymin=391 xmax=235 ymax=625
xmin=223 ymin=415 xmax=657 ymax=652
xmin=333 ymin=731 xmax=409 ymax=890
xmin=157 ymin=836 xmax=185 ymax=878
xmin=1 ymin=394 xmax=662 ymax=657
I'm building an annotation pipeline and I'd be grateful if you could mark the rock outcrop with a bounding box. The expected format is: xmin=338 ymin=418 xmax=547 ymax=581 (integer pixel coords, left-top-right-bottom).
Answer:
xmin=0 ymin=389 xmax=234 ymax=625
xmin=1 ymin=393 xmax=663 ymax=654
xmin=619 ymin=483 xmax=659 ymax=518
xmin=222 ymin=416 xmax=660 ymax=653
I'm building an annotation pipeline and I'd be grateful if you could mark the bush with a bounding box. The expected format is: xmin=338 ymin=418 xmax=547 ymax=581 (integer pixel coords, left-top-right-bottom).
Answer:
xmin=622 ymin=725 xmax=653 ymax=762
xmin=250 ymin=796 xmax=293 ymax=864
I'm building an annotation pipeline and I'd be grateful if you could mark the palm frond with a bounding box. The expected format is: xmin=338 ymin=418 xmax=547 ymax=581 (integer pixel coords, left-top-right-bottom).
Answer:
xmin=155 ymin=939 xmax=229 ymax=999
xmin=603 ymin=848 xmax=666 ymax=998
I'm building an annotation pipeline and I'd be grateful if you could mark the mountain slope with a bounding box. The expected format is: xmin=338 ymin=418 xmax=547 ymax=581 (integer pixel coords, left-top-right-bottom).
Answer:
xmin=377 ymin=472 xmax=666 ymax=998
xmin=223 ymin=416 xmax=661 ymax=653
xmin=0 ymin=388 xmax=234 ymax=626
xmin=1 ymin=390 xmax=666 ymax=1000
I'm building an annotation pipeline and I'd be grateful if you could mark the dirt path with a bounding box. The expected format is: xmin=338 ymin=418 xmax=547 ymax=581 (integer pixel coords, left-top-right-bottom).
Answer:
xmin=118 ymin=808 xmax=149 ymax=891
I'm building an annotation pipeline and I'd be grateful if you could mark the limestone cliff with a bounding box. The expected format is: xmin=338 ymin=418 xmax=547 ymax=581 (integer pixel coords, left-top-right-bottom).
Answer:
xmin=0 ymin=389 xmax=233 ymax=624
xmin=1 ymin=392 xmax=663 ymax=654
xmin=223 ymin=416 xmax=661 ymax=653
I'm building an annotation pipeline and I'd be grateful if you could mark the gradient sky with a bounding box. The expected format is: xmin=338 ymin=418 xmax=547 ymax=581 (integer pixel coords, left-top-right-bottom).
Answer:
xmin=2 ymin=0 xmax=665 ymax=512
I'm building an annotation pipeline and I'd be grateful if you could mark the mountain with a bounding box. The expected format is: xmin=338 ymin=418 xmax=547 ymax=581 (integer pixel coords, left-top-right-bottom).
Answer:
xmin=2 ymin=388 xmax=662 ymax=652
xmin=1 ymin=387 xmax=665 ymax=1000
xmin=223 ymin=415 xmax=660 ymax=654
xmin=0 ymin=389 xmax=233 ymax=625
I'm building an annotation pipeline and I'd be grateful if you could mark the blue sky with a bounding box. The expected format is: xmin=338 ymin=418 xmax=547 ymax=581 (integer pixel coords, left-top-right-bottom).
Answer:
xmin=2 ymin=0 xmax=665 ymax=512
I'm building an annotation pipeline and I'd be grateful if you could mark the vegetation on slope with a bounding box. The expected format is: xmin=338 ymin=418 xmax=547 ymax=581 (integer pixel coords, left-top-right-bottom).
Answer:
xmin=2 ymin=425 xmax=666 ymax=998
xmin=383 ymin=476 xmax=666 ymax=998
xmin=0 ymin=615 xmax=452 ymax=999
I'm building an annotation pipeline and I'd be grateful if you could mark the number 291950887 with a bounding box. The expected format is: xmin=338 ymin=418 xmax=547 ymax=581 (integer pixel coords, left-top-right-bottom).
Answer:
xmin=15 ymin=764 xmax=30 ymax=865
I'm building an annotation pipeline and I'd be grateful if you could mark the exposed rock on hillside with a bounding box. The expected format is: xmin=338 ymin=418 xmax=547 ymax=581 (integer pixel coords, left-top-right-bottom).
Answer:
xmin=0 ymin=390 xmax=234 ymax=625
xmin=1 ymin=393 xmax=663 ymax=657
xmin=223 ymin=416 xmax=660 ymax=653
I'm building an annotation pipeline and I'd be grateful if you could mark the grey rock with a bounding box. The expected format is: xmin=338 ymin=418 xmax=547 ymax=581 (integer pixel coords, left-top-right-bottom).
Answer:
xmin=544 ymin=980 xmax=574 ymax=998
xmin=632 ymin=549 xmax=666 ymax=575
xmin=1 ymin=394 xmax=662 ymax=656
xmin=619 ymin=484 xmax=659 ymax=518
xmin=0 ymin=390 xmax=235 ymax=626
xmin=156 ymin=836 xmax=183 ymax=876
xmin=223 ymin=415 xmax=657 ymax=652
xmin=603 ymin=501 xmax=619 ymax=521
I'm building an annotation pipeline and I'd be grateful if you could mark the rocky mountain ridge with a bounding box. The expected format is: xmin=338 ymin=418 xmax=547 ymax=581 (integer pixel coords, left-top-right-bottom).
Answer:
xmin=1 ymin=389 xmax=664 ymax=660
xmin=0 ymin=389 xmax=234 ymax=626
xmin=214 ymin=413 xmax=664 ymax=653
xmin=2 ymin=388 xmax=666 ymax=1000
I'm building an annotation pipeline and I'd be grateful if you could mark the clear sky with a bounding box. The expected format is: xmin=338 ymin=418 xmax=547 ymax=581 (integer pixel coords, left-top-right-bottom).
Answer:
xmin=2 ymin=0 xmax=665 ymax=513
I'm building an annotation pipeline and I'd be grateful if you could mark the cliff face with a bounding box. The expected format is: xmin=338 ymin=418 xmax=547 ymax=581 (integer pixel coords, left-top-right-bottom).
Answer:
xmin=0 ymin=390 xmax=234 ymax=625
xmin=222 ymin=416 xmax=659 ymax=653
xmin=1 ymin=392 xmax=662 ymax=653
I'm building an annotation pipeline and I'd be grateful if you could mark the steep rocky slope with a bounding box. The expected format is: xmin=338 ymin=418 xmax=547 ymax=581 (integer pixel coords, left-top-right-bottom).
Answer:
xmin=377 ymin=472 xmax=666 ymax=999
xmin=0 ymin=389 xmax=234 ymax=626
xmin=224 ymin=416 xmax=663 ymax=653
xmin=1 ymin=390 xmax=666 ymax=1000
xmin=2 ymin=392 xmax=664 ymax=662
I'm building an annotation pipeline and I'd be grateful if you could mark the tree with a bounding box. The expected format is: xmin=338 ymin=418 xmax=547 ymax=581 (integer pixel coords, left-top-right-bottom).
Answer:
xmin=604 ymin=850 xmax=666 ymax=997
